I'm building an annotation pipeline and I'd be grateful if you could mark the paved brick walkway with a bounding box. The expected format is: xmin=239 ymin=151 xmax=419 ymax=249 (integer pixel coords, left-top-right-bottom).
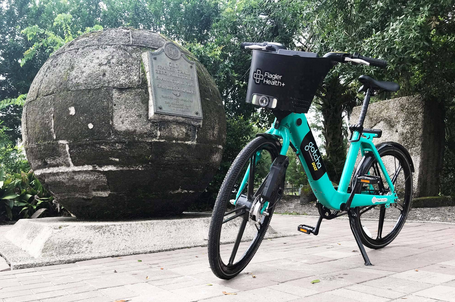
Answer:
xmin=1 ymin=215 xmax=455 ymax=302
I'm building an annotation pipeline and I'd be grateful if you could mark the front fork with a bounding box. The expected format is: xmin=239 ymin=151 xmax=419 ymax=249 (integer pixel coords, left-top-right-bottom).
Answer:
xmin=250 ymin=155 xmax=289 ymax=221
xmin=235 ymin=151 xmax=289 ymax=222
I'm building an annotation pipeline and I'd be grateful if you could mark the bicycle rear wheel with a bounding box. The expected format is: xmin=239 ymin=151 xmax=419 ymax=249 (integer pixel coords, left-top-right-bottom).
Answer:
xmin=208 ymin=136 xmax=282 ymax=279
xmin=353 ymin=144 xmax=413 ymax=249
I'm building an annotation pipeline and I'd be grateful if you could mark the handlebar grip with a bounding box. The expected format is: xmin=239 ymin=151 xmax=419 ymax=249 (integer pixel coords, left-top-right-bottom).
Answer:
xmin=357 ymin=54 xmax=387 ymax=68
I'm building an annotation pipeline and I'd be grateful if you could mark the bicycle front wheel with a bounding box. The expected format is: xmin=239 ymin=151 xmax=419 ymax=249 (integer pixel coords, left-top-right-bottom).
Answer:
xmin=208 ymin=136 xmax=282 ymax=279
xmin=353 ymin=143 xmax=413 ymax=249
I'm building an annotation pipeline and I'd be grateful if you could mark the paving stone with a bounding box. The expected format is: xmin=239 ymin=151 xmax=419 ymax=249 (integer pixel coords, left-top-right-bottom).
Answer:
xmin=393 ymin=269 xmax=455 ymax=284
xmin=0 ymin=279 xmax=22 ymax=288
xmin=329 ymin=288 xmax=390 ymax=302
xmin=149 ymin=275 xmax=207 ymax=291
xmin=124 ymin=283 xmax=170 ymax=296
xmin=170 ymin=283 xmax=239 ymax=301
xmin=39 ymin=291 xmax=106 ymax=302
xmin=281 ymin=276 xmax=353 ymax=294
xmin=0 ymin=289 xmax=34 ymax=300
xmin=97 ymin=285 xmax=139 ymax=299
xmin=362 ymin=276 xmax=433 ymax=294
xmin=269 ymin=282 xmax=319 ymax=298
xmin=31 ymin=282 xmax=93 ymax=295
xmin=71 ymin=297 xmax=112 ymax=302
xmin=244 ymin=264 xmax=316 ymax=283
xmin=345 ymin=284 xmax=404 ymax=299
xmin=0 ymin=216 xmax=454 ymax=302
xmin=130 ymin=292 xmax=191 ymax=302
xmin=414 ymin=285 xmax=455 ymax=301
xmin=393 ymin=295 xmax=441 ymax=302
xmin=3 ymin=290 xmax=65 ymax=302
xmin=280 ymin=292 xmax=347 ymax=302
xmin=202 ymin=286 xmax=300 ymax=302
xmin=200 ymin=271 xmax=279 ymax=291
xmin=168 ymin=263 xmax=212 ymax=276
xmin=83 ymin=273 xmax=143 ymax=289
xmin=442 ymin=259 xmax=455 ymax=267
xmin=317 ymin=250 xmax=358 ymax=260
xmin=1 ymin=282 xmax=53 ymax=294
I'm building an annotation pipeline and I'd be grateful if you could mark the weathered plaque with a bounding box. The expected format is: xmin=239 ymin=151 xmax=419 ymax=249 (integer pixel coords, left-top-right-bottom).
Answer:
xmin=143 ymin=42 xmax=203 ymax=119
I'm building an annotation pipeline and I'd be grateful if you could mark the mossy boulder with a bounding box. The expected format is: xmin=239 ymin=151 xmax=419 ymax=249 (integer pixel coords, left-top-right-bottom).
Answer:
xmin=23 ymin=28 xmax=226 ymax=220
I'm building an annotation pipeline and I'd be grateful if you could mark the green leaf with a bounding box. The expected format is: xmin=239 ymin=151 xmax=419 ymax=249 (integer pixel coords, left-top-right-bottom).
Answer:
xmin=21 ymin=194 xmax=33 ymax=202
xmin=36 ymin=199 xmax=46 ymax=206
xmin=6 ymin=200 xmax=14 ymax=209
xmin=0 ymin=193 xmax=18 ymax=200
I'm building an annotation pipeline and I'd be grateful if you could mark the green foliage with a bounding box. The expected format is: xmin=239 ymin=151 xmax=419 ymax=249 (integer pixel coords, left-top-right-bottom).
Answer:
xmin=186 ymin=0 xmax=303 ymax=121
xmin=0 ymin=171 xmax=57 ymax=222
xmin=298 ymin=0 xmax=455 ymax=189
xmin=0 ymin=143 xmax=30 ymax=176
xmin=0 ymin=95 xmax=30 ymax=175
xmin=21 ymin=14 xmax=103 ymax=66
xmin=1 ymin=0 xmax=454 ymax=203
xmin=0 ymin=95 xmax=26 ymax=144
xmin=192 ymin=116 xmax=257 ymax=210
xmin=286 ymin=150 xmax=308 ymax=188
xmin=0 ymin=169 xmax=16 ymax=221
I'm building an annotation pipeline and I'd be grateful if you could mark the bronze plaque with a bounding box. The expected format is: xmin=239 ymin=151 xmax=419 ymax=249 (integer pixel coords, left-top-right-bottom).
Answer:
xmin=143 ymin=42 xmax=203 ymax=119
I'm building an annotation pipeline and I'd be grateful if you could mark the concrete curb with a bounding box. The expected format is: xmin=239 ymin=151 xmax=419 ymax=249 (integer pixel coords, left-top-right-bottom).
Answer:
xmin=0 ymin=213 xmax=296 ymax=270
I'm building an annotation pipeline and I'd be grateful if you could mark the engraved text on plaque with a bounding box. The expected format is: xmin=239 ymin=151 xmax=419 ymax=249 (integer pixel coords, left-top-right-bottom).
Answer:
xmin=143 ymin=42 xmax=203 ymax=120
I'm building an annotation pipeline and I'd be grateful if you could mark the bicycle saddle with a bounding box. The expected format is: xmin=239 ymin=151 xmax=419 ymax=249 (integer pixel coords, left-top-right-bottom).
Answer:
xmin=358 ymin=75 xmax=400 ymax=92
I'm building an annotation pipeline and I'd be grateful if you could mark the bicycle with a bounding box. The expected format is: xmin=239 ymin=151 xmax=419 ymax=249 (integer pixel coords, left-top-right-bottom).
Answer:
xmin=207 ymin=42 xmax=414 ymax=280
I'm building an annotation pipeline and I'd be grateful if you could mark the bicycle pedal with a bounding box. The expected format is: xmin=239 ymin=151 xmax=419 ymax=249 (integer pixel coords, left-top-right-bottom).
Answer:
xmin=298 ymin=224 xmax=315 ymax=235
xmin=357 ymin=175 xmax=381 ymax=184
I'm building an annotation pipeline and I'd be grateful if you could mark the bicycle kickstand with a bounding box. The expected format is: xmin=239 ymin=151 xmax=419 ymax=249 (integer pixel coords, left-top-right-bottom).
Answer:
xmin=347 ymin=209 xmax=373 ymax=266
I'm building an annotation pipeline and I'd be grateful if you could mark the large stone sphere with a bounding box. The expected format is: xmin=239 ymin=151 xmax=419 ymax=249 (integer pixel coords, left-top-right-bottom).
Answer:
xmin=23 ymin=28 xmax=226 ymax=220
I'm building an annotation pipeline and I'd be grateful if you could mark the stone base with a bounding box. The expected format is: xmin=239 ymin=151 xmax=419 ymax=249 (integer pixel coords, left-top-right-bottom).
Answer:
xmin=0 ymin=214 xmax=290 ymax=270
xmin=412 ymin=196 xmax=455 ymax=208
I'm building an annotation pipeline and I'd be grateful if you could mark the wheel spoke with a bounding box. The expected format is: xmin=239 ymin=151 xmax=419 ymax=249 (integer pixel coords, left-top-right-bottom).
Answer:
xmin=391 ymin=165 xmax=402 ymax=185
xmin=377 ymin=205 xmax=386 ymax=239
xmin=359 ymin=205 xmax=376 ymax=215
xmin=228 ymin=216 xmax=248 ymax=265
xmin=223 ymin=206 xmax=247 ymax=224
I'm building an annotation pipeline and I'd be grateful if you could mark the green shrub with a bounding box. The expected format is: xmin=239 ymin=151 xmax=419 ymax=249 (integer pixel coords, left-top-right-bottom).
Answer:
xmin=0 ymin=170 xmax=61 ymax=222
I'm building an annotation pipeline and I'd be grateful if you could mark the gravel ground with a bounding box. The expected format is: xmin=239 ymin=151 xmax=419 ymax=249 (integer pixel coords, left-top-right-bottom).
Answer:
xmin=275 ymin=197 xmax=455 ymax=223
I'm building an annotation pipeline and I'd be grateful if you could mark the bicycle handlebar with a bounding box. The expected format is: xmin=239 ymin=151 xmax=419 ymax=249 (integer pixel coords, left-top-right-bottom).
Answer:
xmin=323 ymin=52 xmax=387 ymax=68
xmin=352 ymin=53 xmax=387 ymax=68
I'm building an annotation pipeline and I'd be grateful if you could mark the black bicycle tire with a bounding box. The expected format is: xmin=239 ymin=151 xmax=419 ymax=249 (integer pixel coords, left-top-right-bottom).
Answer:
xmin=353 ymin=144 xmax=413 ymax=249
xmin=208 ymin=136 xmax=281 ymax=279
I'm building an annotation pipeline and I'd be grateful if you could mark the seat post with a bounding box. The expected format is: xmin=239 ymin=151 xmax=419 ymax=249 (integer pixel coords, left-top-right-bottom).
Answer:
xmin=357 ymin=88 xmax=371 ymax=128
xmin=356 ymin=88 xmax=371 ymax=128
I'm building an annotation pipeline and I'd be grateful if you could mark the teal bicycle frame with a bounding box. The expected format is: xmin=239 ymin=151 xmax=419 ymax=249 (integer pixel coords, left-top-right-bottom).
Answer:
xmin=260 ymin=112 xmax=398 ymax=210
